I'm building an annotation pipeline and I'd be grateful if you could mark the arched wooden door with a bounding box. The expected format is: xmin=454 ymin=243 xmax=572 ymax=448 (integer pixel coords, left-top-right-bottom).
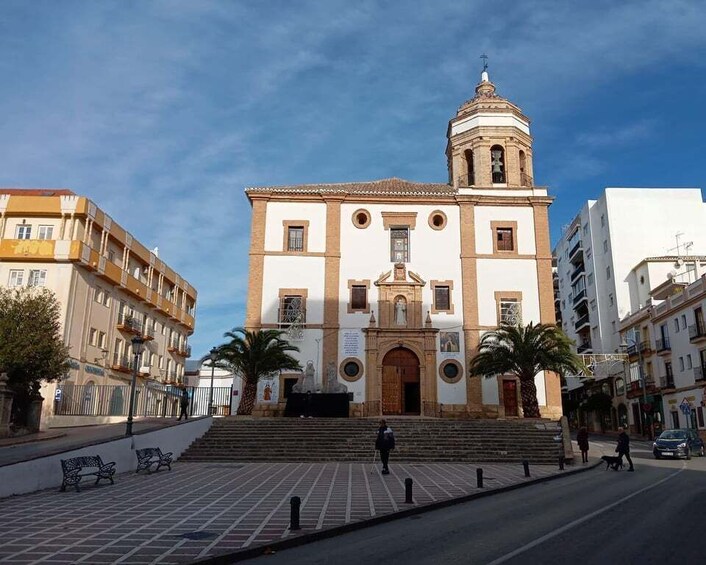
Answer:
xmin=382 ymin=347 xmax=420 ymax=415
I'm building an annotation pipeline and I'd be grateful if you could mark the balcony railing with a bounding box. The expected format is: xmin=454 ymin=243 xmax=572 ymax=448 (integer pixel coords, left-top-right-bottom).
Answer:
xmin=574 ymin=314 xmax=590 ymax=331
xmin=570 ymin=264 xmax=585 ymax=282
xmin=577 ymin=342 xmax=593 ymax=353
xmin=695 ymin=365 xmax=706 ymax=382
xmin=568 ymin=240 xmax=583 ymax=261
xmin=457 ymin=173 xmax=475 ymax=187
xmin=520 ymin=172 xmax=533 ymax=187
xmin=655 ymin=337 xmax=671 ymax=352
xmin=627 ymin=341 xmax=650 ymax=356
xmin=572 ymin=288 xmax=587 ymax=305
xmin=659 ymin=374 xmax=675 ymax=389
xmin=688 ymin=323 xmax=706 ymax=342
xmin=117 ymin=313 xmax=142 ymax=335
xmin=142 ymin=324 xmax=155 ymax=341
xmin=112 ymin=353 xmax=133 ymax=373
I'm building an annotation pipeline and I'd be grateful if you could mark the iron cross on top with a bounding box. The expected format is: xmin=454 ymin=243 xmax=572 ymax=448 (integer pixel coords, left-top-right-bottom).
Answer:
xmin=480 ymin=53 xmax=488 ymax=71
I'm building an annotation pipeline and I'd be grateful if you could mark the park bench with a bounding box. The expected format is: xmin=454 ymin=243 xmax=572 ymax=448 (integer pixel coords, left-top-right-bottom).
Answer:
xmin=60 ymin=455 xmax=116 ymax=492
xmin=135 ymin=447 xmax=173 ymax=474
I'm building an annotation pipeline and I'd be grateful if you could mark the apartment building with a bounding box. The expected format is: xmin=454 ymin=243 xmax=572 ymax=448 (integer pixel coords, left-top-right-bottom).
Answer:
xmin=0 ymin=189 xmax=197 ymax=393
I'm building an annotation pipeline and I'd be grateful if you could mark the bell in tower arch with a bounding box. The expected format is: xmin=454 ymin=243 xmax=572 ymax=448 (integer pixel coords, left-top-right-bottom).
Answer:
xmin=490 ymin=146 xmax=505 ymax=183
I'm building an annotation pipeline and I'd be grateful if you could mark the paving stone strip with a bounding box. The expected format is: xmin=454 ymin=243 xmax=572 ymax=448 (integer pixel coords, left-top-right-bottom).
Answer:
xmin=0 ymin=461 xmax=566 ymax=564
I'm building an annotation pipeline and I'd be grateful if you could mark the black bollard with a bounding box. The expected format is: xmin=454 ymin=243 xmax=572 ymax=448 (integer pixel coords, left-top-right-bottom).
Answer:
xmin=405 ymin=478 xmax=413 ymax=504
xmin=290 ymin=496 xmax=301 ymax=530
xmin=476 ymin=468 xmax=483 ymax=488
xmin=523 ymin=460 xmax=530 ymax=478
xmin=558 ymin=456 xmax=565 ymax=471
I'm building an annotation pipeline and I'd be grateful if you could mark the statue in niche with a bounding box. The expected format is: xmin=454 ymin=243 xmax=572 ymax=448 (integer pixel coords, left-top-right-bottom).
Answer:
xmin=324 ymin=361 xmax=348 ymax=394
xmin=394 ymin=296 xmax=407 ymax=326
xmin=292 ymin=360 xmax=316 ymax=393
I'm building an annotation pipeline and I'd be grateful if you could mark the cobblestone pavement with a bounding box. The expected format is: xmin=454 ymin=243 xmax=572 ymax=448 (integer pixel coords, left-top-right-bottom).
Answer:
xmin=0 ymin=461 xmax=570 ymax=564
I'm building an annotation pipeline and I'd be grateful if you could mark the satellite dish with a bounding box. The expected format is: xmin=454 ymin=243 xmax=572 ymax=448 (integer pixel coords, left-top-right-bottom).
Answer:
xmin=674 ymin=258 xmax=684 ymax=269
xmin=667 ymin=270 xmax=676 ymax=280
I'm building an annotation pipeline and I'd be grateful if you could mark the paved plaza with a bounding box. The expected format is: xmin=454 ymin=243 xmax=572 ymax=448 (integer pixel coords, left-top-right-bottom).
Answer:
xmin=0 ymin=460 xmax=577 ymax=564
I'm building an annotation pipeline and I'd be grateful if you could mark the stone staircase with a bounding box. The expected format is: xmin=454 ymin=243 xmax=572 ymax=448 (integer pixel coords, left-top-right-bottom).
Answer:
xmin=179 ymin=418 xmax=564 ymax=464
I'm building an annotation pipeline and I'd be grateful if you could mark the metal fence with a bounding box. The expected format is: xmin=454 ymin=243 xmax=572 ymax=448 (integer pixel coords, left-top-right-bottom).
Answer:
xmin=54 ymin=384 xmax=233 ymax=418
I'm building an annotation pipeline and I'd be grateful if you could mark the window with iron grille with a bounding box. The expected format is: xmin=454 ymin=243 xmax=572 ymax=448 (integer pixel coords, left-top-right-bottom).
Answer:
xmin=287 ymin=227 xmax=304 ymax=252
xmin=496 ymin=228 xmax=514 ymax=251
xmin=280 ymin=295 xmax=305 ymax=325
xmin=390 ymin=228 xmax=409 ymax=263
xmin=499 ymin=299 xmax=522 ymax=326
xmin=434 ymin=286 xmax=450 ymax=311
xmin=351 ymin=286 xmax=367 ymax=310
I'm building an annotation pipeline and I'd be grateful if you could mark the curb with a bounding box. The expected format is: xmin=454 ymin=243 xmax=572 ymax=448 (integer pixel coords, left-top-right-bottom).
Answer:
xmin=193 ymin=459 xmax=602 ymax=564
xmin=0 ymin=431 xmax=67 ymax=448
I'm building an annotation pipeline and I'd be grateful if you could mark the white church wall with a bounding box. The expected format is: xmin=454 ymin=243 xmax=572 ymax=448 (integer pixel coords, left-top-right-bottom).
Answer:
xmin=261 ymin=255 xmax=325 ymax=325
xmin=482 ymin=375 xmax=499 ymax=405
xmin=473 ymin=206 xmax=537 ymax=255
xmin=476 ymin=258 xmax=541 ymax=326
xmin=264 ymin=201 xmax=327 ymax=253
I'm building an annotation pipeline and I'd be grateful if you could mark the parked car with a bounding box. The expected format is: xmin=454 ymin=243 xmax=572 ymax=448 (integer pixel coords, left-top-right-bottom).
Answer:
xmin=653 ymin=429 xmax=705 ymax=460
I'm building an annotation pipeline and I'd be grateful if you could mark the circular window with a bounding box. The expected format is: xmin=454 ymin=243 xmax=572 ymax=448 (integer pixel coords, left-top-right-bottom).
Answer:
xmin=428 ymin=210 xmax=447 ymax=231
xmin=352 ymin=209 xmax=371 ymax=229
xmin=439 ymin=360 xmax=463 ymax=384
xmin=339 ymin=357 xmax=364 ymax=382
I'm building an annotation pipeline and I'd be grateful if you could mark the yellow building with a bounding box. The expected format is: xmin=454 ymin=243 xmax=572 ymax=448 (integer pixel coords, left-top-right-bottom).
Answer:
xmin=0 ymin=189 xmax=197 ymax=396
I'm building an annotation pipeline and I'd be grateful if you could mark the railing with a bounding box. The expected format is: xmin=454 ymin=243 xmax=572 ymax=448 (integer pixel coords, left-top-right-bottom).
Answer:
xmin=54 ymin=383 xmax=234 ymax=417
xmin=112 ymin=353 xmax=133 ymax=373
xmin=520 ymin=172 xmax=533 ymax=186
xmin=572 ymin=288 xmax=587 ymax=305
xmin=568 ymin=240 xmax=582 ymax=260
xmin=574 ymin=314 xmax=590 ymax=330
xmin=627 ymin=341 xmax=650 ymax=356
xmin=688 ymin=323 xmax=706 ymax=341
xmin=457 ymin=173 xmax=475 ymax=187
xmin=278 ymin=308 xmax=307 ymax=327
xmin=142 ymin=324 xmax=155 ymax=340
xmin=695 ymin=365 xmax=706 ymax=382
xmin=655 ymin=337 xmax=671 ymax=352
xmin=577 ymin=342 xmax=592 ymax=353
xmin=660 ymin=374 xmax=675 ymax=389
xmin=570 ymin=264 xmax=585 ymax=282
xmin=117 ymin=313 xmax=142 ymax=335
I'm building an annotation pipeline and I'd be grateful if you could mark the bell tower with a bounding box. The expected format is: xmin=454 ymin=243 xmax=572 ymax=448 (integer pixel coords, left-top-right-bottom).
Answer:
xmin=446 ymin=68 xmax=534 ymax=188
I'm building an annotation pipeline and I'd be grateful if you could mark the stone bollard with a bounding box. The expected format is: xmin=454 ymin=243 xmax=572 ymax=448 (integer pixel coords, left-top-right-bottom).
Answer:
xmin=476 ymin=468 xmax=483 ymax=488
xmin=290 ymin=496 xmax=301 ymax=530
xmin=558 ymin=456 xmax=565 ymax=471
xmin=523 ymin=460 xmax=530 ymax=478
xmin=0 ymin=373 xmax=15 ymax=438
xmin=404 ymin=478 xmax=413 ymax=504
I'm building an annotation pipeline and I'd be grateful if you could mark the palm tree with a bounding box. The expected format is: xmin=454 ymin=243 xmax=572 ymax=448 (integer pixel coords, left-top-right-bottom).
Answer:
xmin=213 ymin=327 xmax=302 ymax=415
xmin=468 ymin=322 xmax=585 ymax=418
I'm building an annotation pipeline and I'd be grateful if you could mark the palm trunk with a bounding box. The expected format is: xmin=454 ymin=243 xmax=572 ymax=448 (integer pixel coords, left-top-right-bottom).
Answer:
xmin=519 ymin=375 xmax=541 ymax=418
xmin=237 ymin=381 xmax=257 ymax=415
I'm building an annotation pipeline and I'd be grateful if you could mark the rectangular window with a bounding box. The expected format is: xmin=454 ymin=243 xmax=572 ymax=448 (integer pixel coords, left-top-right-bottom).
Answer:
xmin=609 ymin=294 xmax=614 ymax=307
xmin=606 ymin=266 xmax=611 ymax=280
xmin=686 ymin=354 xmax=693 ymax=370
xmin=390 ymin=228 xmax=409 ymax=263
xmin=496 ymin=228 xmax=515 ymax=252
xmin=603 ymin=240 xmax=608 ymax=253
xmin=98 ymin=331 xmax=106 ymax=349
xmin=587 ymin=273 xmax=594 ymax=285
xmin=159 ymin=355 xmax=164 ymax=370
xmin=28 ymin=269 xmax=47 ymax=287
xmin=351 ymin=286 xmax=367 ymax=311
xmin=89 ymin=328 xmax=97 ymax=346
xmin=8 ymin=269 xmax=24 ymax=287
xmin=15 ymin=224 xmax=32 ymax=239
xmin=499 ymin=298 xmax=522 ymax=326
xmin=287 ymin=226 xmax=304 ymax=252
xmin=675 ymin=318 xmax=680 ymax=333
xmin=681 ymin=315 xmax=687 ymax=329
xmin=434 ymin=286 xmax=451 ymax=311
xmin=600 ymin=214 xmax=605 ymax=227
xmin=280 ymin=295 xmax=305 ymax=325
xmin=679 ymin=357 xmax=685 ymax=372
xmin=698 ymin=407 xmax=705 ymax=428
xmin=38 ymin=225 xmax=54 ymax=240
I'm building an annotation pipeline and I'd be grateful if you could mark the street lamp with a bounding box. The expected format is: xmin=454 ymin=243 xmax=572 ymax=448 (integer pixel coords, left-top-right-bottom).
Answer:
xmin=620 ymin=335 xmax=651 ymax=440
xmin=208 ymin=347 xmax=218 ymax=416
xmin=125 ymin=335 xmax=145 ymax=436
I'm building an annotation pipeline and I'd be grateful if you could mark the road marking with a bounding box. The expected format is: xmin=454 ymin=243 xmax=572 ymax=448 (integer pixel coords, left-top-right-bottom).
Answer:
xmin=486 ymin=464 xmax=686 ymax=565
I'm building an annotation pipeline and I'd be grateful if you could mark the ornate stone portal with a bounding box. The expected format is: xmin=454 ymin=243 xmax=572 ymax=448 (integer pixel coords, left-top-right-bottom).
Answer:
xmin=363 ymin=264 xmax=439 ymax=416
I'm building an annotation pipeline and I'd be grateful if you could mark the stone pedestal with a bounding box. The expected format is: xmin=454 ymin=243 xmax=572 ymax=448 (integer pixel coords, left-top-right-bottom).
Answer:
xmin=26 ymin=395 xmax=44 ymax=433
xmin=0 ymin=373 xmax=15 ymax=438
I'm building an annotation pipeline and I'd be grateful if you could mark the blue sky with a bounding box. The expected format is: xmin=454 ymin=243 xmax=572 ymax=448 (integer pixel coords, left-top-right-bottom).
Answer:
xmin=1 ymin=0 xmax=705 ymax=358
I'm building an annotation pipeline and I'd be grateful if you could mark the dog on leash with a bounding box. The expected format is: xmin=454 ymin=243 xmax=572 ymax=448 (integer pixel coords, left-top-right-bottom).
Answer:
xmin=601 ymin=455 xmax=623 ymax=471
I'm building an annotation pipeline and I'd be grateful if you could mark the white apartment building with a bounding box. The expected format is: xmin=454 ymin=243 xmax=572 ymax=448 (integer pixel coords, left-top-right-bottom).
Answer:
xmin=244 ymin=70 xmax=562 ymax=419
xmin=554 ymin=188 xmax=706 ymax=363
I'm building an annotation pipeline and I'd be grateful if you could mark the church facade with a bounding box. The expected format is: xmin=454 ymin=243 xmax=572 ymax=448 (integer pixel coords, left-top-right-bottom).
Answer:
xmin=244 ymin=70 xmax=561 ymax=419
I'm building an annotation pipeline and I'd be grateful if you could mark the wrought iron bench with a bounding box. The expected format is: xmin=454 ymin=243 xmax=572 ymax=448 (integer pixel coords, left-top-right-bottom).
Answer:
xmin=135 ymin=447 xmax=173 ymax=474
xmin=60 ymin=455 xmax=116 ymax=492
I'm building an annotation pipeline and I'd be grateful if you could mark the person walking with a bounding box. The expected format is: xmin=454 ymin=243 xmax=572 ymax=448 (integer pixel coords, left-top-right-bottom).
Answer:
xmin=616 ymin=426 xmax=634 ymax=471
xmin=577 ymin=426 xmax=589 ymax=464
xmin=375 ymin=419 xmax=395 ymax=475
xmin=177 ymin=389 xmax=190 ymax=421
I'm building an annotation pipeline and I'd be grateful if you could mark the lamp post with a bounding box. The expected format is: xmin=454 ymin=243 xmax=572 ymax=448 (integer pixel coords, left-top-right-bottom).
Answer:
xmin=208 ymin=347 xmax=218 ymax=416
xmin=126 ymin=335 xmax=145 ymax=436
xmin=620 ymin=336 xmax=651 ymax=440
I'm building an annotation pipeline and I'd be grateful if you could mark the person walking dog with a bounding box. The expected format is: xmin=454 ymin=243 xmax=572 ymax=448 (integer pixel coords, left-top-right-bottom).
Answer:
xmin=375 ymin=419 xmax=395 ymax=475
xmin=577 ymin=426 xmax=589 ymax=464
xmin=178 ymin=389 xmax=190 ymax=421
xmin=616 ymin=427 xmax=634 ymax=471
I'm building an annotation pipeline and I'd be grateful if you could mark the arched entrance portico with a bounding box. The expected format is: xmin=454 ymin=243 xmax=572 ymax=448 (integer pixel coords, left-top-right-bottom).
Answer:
xmin=381 ymin=347 xmax=420 ymax=415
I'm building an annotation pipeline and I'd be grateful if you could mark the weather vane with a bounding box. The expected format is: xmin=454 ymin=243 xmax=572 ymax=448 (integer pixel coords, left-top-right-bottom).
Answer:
xmin=480 ymin=53 xmax=488 ymax=72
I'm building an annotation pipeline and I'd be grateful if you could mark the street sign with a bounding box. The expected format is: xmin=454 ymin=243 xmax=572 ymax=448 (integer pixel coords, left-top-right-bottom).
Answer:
xmin=54 ymin=389 xmax=62 ymax=401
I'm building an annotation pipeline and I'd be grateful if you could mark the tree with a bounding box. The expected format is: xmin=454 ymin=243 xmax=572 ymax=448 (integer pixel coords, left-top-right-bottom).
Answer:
xmin=212 ymin=327 xmax=301 ymax=415
xmin=468 ymin=322 xmax=585 ymax=418
xmin=0 ymin=287 xmax=70 ymax=426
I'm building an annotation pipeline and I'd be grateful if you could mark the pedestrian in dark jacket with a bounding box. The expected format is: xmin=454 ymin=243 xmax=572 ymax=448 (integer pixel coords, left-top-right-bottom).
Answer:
xmin=577 ymin=427 xmax=589 ymax=463
xmin=178 ymin=389 xmax=189 ymax=421
xmin=616 ymin=427 xmax=634 ymax=471
xmin=375 ymin=419 xmax=395 ymax=475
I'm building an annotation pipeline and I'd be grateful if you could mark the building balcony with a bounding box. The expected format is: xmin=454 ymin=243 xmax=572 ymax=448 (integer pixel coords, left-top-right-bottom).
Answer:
xmin=574 ymin=314 xmax=590 ymax=331
xmin=111 ymin=353 xmax=133 ymax=374
xmin=116 ymin=313 xmax=142 ymax=335
xmin=142 ymin=324 xmax=155 ymax=341
xmin=655 ymin=337 xmax=671 ymax=354
xmin=178 ymin=345 xmax=192 ymax=358
xmin=572 ymin=288 xmax=588 ymax=306
xmin=688 ymin=323 xmax=706 ymax=343
xmin=695 ymin=365 xmax=706 ymax=382
xmin=457 ymin=173 xmax=475 ymax=187
xmin=627 ymin=341 xmax=651 ymax=357
xmin=568 ymin=240 xmax=583 ymax=263
xmin=577 ymin=341 xmax=593 ymax=354
xmin=570 ymin=264 xmax=585 ymax=283
xmin=626 ymin=377 xmax=657 ymax=399
xmin=659 ymin=374 xmax=675 ymax=389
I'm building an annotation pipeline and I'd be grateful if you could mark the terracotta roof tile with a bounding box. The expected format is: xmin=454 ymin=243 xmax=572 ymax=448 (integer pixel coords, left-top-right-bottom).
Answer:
xmin=246 ymin=177 xmax=455 ymax=197
xmin=0 ymin=188 xmax=75 ymax=196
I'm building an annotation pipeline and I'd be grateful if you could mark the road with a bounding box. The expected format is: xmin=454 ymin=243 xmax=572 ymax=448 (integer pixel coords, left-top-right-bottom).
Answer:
xmin=245 ymin=439 xmax=706 ymax=564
